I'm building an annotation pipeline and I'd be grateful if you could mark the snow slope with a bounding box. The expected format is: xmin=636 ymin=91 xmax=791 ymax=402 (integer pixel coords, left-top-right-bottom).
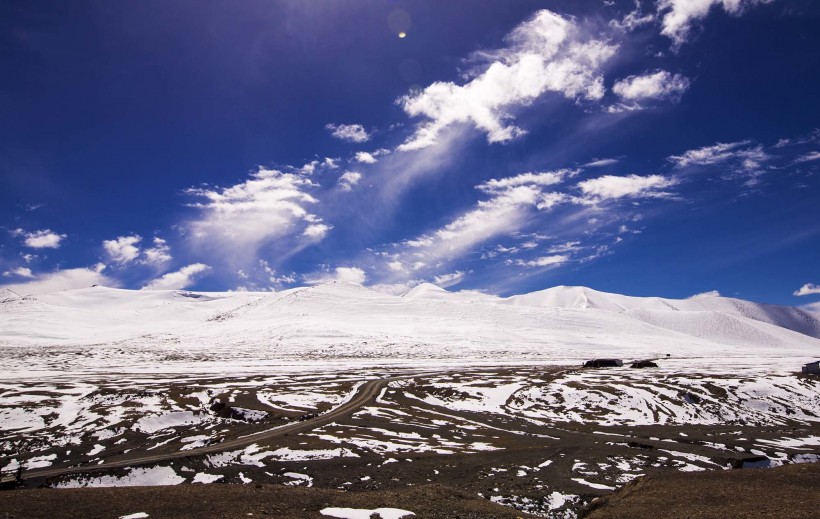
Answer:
xmin=1 ymin=283 xmax=818 ymax=375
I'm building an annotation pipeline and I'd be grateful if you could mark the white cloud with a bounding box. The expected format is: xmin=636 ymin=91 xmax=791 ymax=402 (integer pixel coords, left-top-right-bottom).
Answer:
xmin=354 ymin=152 xmax=377 ymax=164
xmin=397 ymin=10 xmax=617 ymax=150
xmin=433 ymin=270 xmax=466 ymax=287
xmin=583 ymin=158 xmax=619 ymax=167
xmin=337 ymin=171 xmax=362 ymax=191
xmin=658 ymin=0 xmax=773 ymax=47
xmin=547 ymin=241 xmax=582 ymax=253
xmin=305 ymin=266 xmax=367 ymax=285
xmin=2 ymin=267 xmax=34 ymax=278
xmin=802 ymin=301 xmax=820 ymax=315
xmin=610 ymin=1 xmax=656 ymax=32
xmin=103 ymin=235 xmax=142 ymax=264
xmin=668 ymin=140 xmax=751 ymax=167
xmin=103 ymin=235 xmax=172 ymax=266
xmin=354 ymin=149 xmax=390 ymax=164
xmin=303 ymin=223 xmax=332 ymax=239
xmin=0 ymin=264 xmax=114 ymax=295
xmin=795 ymin=151 xmax=820 ymax=163
xmin=514 ymin=254 xmax=569 ymax=267
xmin=612 ymin=70 xmax=690 ymax=101
xmin=13 ymin=229 xmax=67 ymax=249
xmin=142 ymin=263 xmax=211 ymax=290
xmin=794 ymin=283 xmax=820 ymax=297
xmin=668 ymin=140 xmax=771 ymax=182
xmin=477 ymin=169 xmax=571 ymax=193
xmin=325 ymin=123 xmax=370 ymax=143
xmin=185 ymin=167 xmax=329 ymax=263
xmin=142 ymin=237 xmax=172 ymax=266
xmin=689 ymin=289 xmax=721 ymax=298
xmin=577 ymin=174 xmax=677 ymax=200
xmin=401 ymin=185 xmax=543 ymax=263
xmin=369 ymin=280 xmax=424 ymax=296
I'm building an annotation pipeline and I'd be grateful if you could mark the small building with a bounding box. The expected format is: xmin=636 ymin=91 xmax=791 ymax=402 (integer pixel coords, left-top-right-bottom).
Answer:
xmin=584 ymin=359 xmax=623 ymax=368
xmin=802 ymin=361 xmax=820 ymax=375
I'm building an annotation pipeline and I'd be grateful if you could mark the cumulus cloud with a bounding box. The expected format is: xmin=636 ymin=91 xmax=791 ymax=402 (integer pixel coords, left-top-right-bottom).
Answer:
xmin=577 ymin=174 xmax=677 ymax=200
xmin=2 ymin=267 xmax=34 ymax=278
xmin=303 ymin=223 xmax=332 ymax=239
xmin=142 ymin=237 xmax=172 ymax=266
xmin=794 ymin=283 xmax=820 ymax=297
xmin=325 ymin=123 xmax=370 ymax=143
xmin=354 ymin=152 xmax=377 ymax=164
xmin=397 ymin=10 xmax=617 ymax=150
xmin=658 ymin=0 xmax=773 ymax=47
xmin=612 ymin=70 xmax=690 ymax=101
xmin=102 ymin=235 xmax=172 ymax=266
xmin=689 ymin=289 xmax=721 ymax=298
xmin=103 ymin=235 xmax=142 ymax=264
xmin=11 ymin=228 xmax=67 ymax=249
xmin=354 ymin=149 xmax=389 ymax=164
xmin=337 ymin=171 xmax=362 ymax=191
xmin=304 ymin=266 xmax=367 ymax=285
xmin=0 ymin=264 xmax=114 ymax=295
xmin=142 ymin=263 xmax=211 ymax=290
xmin=185 ymin=167 xmax=329 ymax=263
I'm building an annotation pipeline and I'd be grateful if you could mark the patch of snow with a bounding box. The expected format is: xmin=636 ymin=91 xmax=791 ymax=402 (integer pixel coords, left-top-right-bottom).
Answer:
xmin=55 ymin=466 xmax=184 ymax=487
xmin=320 ymin=508 xmax=415 ymax=519
xmin=192 ymin=472 xmax=223 ymax=484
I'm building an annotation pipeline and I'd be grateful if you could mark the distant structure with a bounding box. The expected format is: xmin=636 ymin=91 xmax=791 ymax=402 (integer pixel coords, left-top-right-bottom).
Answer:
xmin=631 ymin=360 xmax=659 ymax=368
xmin=802 ymin=361 xmax=820 ymax=375
xmin=584 ymin=359 xmax=623 ymax=368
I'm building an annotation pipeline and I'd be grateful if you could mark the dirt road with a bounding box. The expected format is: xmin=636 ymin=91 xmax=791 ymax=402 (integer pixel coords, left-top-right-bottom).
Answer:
xmin=21 ymin=374 xmax=395 ymax=481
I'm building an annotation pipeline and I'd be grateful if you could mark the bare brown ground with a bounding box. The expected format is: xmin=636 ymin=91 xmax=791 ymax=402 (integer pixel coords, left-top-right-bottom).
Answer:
xmin=0 ymin=483 xmax=536 ymax=519
xmin=583 ymin=462 xmax=820 ymax=519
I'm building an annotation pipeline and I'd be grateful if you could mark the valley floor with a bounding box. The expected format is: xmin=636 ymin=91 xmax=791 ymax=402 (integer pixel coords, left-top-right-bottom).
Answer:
xmin=2 ymin=365 xmax=820 ymax=518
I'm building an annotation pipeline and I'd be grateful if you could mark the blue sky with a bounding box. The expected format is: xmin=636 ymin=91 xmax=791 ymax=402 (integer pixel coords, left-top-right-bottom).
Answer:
xmin=1 ymin=0 xmax=818 ymax=307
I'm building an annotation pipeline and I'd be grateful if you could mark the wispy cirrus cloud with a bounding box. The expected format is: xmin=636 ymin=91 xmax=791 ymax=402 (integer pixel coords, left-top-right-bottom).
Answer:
xmin=667 ymin=139 xmax=772 ymax=185
xmin=184 ymin=167 xmax=329 ymax=266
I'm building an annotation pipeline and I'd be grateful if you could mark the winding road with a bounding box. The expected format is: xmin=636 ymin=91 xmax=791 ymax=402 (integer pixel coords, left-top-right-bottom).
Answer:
xmin=21 ymin=375 xmax=400 ymax=482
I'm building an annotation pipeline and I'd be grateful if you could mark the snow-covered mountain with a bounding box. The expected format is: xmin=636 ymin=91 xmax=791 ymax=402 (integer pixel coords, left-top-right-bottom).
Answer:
xmin=1 ymin=283 xmax=818 ymax=370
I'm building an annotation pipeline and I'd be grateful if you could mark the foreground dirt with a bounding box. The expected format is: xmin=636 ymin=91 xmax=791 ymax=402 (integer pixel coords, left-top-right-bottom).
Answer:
xmin=0 ymin=483 xmax=535 ymax=519
xmin=583 ymin=462 xmax=820 ymax=519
